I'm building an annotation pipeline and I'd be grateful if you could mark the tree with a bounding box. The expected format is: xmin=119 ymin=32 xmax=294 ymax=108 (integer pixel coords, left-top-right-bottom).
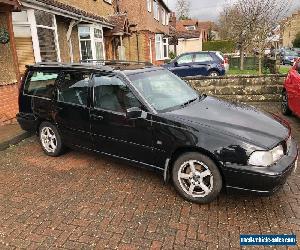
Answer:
xmin=176 ymin=0 xmax=191 ymax=20
xmin=218 ymin=0 xmax=291 ymax=73
xmin=293 ymin=32 xmax=300 ymax=48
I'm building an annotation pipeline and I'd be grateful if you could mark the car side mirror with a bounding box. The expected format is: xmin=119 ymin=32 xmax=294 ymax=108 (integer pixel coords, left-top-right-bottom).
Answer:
xmin=174 ymin=61 xmax=179 ymax=67
xmin=126 ymin=107 xmax=143 ymax=119
xmin=296 ymin=62 xmax=300 ymax=73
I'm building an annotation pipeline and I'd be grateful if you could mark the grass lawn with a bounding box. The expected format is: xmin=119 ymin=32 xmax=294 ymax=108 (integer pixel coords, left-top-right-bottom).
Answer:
xmin=228 ymin=66 xmax=291 ymax=75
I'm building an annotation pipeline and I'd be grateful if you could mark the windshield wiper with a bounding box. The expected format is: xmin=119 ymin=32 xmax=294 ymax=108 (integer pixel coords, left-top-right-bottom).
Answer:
xmin=181 ymin=97 xmax=198 ymax=107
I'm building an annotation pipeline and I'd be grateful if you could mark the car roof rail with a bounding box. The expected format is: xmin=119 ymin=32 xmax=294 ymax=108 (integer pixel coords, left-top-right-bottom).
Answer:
xmin=80 ymin=59 xmax=153 ymax=67
xmin=30 ymin=62 xmax=114 ymax=71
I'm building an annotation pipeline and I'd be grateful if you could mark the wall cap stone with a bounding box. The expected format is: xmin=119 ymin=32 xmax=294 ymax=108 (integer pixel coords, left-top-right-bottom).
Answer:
xmin=183 ymin=74 xmax=287 ymax=81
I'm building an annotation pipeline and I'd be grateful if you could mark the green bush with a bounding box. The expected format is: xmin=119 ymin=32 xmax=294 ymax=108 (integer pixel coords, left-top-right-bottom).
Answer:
xmin=293 ymin=32 xmax=300 ymax=48
xmin=203 ymin=40 xmax=235 ymax=53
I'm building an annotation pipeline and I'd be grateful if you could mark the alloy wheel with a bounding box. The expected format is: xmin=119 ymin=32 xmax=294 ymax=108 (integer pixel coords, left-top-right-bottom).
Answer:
xmin=177 ymin=160 xmax=214 ymax=198
xmin=40 ymin=127 xmax=57 ymax=153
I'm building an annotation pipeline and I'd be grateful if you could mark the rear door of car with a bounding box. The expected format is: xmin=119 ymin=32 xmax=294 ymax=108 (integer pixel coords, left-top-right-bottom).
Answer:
xmin=191 ymin=52 xmax=214 ymax=76
xmin=170 ymin=54 xmax=194 ymax=77
xmin=21 ymin=68 xmax=60 ymax=127
xmin=90 ymin=72 xmax=158 ymax=166
xmin=54 ymin=70 xmax=92 ymax=148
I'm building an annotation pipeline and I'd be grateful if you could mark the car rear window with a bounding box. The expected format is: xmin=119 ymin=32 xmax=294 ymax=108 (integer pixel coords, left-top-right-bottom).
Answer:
xmin=24 ymin=71 xmax=59 ymax=99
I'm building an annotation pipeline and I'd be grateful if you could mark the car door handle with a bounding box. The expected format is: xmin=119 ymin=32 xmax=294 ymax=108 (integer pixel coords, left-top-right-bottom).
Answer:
xmin=91 ymin=114 xmax=104 ymax=121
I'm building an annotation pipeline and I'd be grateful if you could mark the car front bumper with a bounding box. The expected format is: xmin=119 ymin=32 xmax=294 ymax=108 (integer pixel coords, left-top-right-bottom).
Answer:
xmin=223 ymin=139 xmax=298 ymax=195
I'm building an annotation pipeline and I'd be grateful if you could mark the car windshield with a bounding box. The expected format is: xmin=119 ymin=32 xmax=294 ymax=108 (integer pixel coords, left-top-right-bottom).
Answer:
xmin=127 ymin=69 xmax=199 ymax=112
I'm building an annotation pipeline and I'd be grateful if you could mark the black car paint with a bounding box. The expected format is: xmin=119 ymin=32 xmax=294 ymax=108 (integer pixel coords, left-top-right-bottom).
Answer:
xmin=18 ymin=65 xmax=298 ymax=195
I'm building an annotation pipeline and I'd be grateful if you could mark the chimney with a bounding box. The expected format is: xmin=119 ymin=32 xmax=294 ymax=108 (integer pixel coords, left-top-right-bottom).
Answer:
xmin=169 ymin=12 xmax=176 ymax=28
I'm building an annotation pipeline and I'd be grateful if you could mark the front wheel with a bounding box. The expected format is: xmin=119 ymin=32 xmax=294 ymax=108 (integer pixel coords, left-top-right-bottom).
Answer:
xmin=281 ymin=91 xmax=292 ymax=115
xmin=172 ymin=152 xmax=222 ymax=204
xmin=208 ymin=71 xmax=220 ymax=77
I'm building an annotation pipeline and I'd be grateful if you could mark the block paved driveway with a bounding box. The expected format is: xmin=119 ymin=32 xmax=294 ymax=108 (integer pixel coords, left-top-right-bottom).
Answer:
xmin=0 ymin=106 xmax=299 ymax=250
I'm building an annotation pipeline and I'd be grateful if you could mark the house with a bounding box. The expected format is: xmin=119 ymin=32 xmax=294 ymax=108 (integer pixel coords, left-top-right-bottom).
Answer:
xmin=0 ymin=0 xmax=116 ymax=125
xmin=116 ymin=0 xmax=171 ymax=64
xmin=0 ymin=0 xmax=21 ymax=125
xmin=169 ymin=14 xmax=203 ymax=56
xmin=282 ymin=10 xmax=300 ymax=47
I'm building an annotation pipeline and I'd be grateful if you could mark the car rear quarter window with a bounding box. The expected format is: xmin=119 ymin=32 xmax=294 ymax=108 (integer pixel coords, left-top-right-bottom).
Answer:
xmin=57 ymin=71 xmax=90 ymax=106
xmin=194 ymin=53 xmax=214 ymax=63
xmin=24 ymin=71 xmax=58 ymax=99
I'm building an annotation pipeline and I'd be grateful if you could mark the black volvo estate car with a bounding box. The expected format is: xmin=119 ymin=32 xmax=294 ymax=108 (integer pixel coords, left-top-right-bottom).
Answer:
xmin=17 ymin=62 xmax=298 ymax=204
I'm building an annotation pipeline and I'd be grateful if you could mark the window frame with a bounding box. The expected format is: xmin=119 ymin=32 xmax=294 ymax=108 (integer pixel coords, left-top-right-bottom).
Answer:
xmin=153 ymin=0 xmax=159 ymax=21
xmin=155 ymin=34 xmax=169 ymax=60
xmin=147 ymin=0 xmax=152 ymax=12
xmin=23 ymin=69 xmax=60 ymax=100
xmin=78 ymin=24 xmax=106 ymax=62
xmin=12 ymin=9 xmax=61 ymax=63
xmin=57 ymin=70 xmax=91 ymax=107
xmin=162 ymin=8 xmax=166 ymax=25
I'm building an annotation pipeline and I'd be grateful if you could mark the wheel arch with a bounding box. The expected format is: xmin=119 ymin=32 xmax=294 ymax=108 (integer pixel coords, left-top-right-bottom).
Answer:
xmin=165 ymin=146 xmax=225 ymax=184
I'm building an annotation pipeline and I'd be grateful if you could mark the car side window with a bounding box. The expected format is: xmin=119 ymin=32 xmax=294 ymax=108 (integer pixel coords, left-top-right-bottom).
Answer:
xmin=57 ymin=71 xmax=90 ymax=106
xmin=24 ymin=71 xmax=59 ymax=99
xmin=194 ymin=53 xmax=214 ymax=63
xmin=177 ymin=54 xmax=193 ymax=65
xmin=93 ymin=74 xmax=142 ymax=113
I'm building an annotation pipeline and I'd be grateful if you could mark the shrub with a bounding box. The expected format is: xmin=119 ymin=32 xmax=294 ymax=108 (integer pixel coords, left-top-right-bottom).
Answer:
xmin=203 ymin=40 xmax=235 ymax=53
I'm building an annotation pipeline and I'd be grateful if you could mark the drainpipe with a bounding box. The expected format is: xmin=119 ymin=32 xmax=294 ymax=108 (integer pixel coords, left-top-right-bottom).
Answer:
xmin=67 ymin=17 xmax=82 ymax=63
xmin=136 ymin=32 xmax=140 ymax=62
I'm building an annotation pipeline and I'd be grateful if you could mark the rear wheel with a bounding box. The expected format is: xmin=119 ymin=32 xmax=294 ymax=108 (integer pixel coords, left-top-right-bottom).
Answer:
xmin=172 ymin=152 xmax=222 ymax=204
xmin=281 ymin=91 xmax=292 ymax=115
xmin=39 ymin=122 xmax=63 ymax=156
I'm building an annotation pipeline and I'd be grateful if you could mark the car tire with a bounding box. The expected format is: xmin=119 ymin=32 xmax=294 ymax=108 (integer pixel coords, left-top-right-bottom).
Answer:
xmin=39 ymin=122 xmax=63 ymax=157
xmin=281 ymin=91 xmax=292 ymax=116
xmin=208 ymin=71 xmax=220 ymax=77
xmin=172 ymin=152 xmax=222 ymax=204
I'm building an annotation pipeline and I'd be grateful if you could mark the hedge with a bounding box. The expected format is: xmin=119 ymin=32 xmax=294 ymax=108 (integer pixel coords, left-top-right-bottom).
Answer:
xmin=203 ymin=40 xmax=235 ymax=53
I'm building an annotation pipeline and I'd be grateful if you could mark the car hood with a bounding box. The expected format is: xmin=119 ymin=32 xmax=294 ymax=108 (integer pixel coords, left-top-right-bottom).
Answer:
xmin=165 ymin=96 xmax=289 ymax=149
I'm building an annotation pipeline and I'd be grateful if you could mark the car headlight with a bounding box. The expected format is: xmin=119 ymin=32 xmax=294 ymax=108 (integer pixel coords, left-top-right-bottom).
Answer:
xmin=248 ymin=145 xmax=284 ymax=167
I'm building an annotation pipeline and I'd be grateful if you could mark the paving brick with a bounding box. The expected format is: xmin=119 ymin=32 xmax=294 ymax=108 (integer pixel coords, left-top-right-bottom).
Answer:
xmin=0 ymin=104 xmax=299 ymax=249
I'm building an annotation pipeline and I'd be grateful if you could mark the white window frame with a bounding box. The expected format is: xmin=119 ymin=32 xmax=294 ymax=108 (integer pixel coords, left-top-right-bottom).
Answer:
xmin=162 ymin=8 xmax=166 ymax=25
xmin=147 ymin=0 xmax=152 ymax=12
xmin=78 ymin=24 xmax=105 ymax=62
xmin=13 ymin=9 xmax=61 ymax=63
xmin=104 ymin=0 xmax=112 ymax=4
xmin=166 ymin=13 xmax=170 ymax=25
xmin=153 ymin=0 xmax=159 ymax=21
xmin=155 ymin=34 xmax=169 ymax=60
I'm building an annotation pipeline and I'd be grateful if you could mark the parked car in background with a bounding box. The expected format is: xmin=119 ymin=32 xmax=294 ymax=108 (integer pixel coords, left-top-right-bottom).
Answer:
xmin=280 ymin=50 xmax=299 ymax=65
xmin=282 ymin=59 xmax=300 ymax=117
xmin=163 ymin=52 xmax=226 ymax=77
xmin=292 ymin=48 xmax=300 ymax=56
xmin=17 ymin=62 xmax=298 ymax=204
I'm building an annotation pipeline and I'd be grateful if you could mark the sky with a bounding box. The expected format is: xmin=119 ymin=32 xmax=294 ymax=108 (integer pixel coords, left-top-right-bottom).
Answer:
xmin=165 ymin=0 xmax=300 ymax=22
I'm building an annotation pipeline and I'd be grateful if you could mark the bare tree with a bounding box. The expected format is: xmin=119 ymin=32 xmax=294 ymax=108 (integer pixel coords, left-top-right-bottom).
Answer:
xmin=218 ymin=0 xmax=292 ymax=73
xmin=176 ymin=0 xmax=191 ymax=20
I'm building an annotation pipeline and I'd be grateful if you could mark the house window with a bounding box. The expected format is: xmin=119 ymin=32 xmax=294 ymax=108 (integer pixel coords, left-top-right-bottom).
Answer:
xmin=79 ymin=25 xmax=105 ymax=62
xmin=162 ymin=8 xmax=166 ymax=25
xmin=147 ymin=0 xmax=152 ymax=12
xmin=153 ymin=1 xmax=159 ymax=21
xmin=13 ymin=10 xmax=60 ymax=65
xmin=166 ymin=13 xmax=170 ymax=25
xmin=155 ymin=34 xmax=169 ymax=60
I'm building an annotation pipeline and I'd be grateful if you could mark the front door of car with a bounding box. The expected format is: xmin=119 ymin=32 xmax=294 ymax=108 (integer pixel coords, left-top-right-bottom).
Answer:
xmin=90 ymin=73 xmax=156 ymax=166
xmin=192 ymin=53 xmax=214 ymax=76
xmin=170 ymin=54 xmax=194 ymax=77
xmin=54 ymin=70 xmax=92 ymax=148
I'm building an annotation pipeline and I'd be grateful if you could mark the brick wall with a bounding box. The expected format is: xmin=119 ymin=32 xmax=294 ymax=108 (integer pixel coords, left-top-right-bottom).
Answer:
xmin=57 ymin=0 xmax=114 ymax=18
xmin=185 ymin=74 xmax=287 ymax=103
xmin=0 ymin=84 xmax=18 ymax=125
xmin=56 ymin=16 xmax=81 ymax=63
